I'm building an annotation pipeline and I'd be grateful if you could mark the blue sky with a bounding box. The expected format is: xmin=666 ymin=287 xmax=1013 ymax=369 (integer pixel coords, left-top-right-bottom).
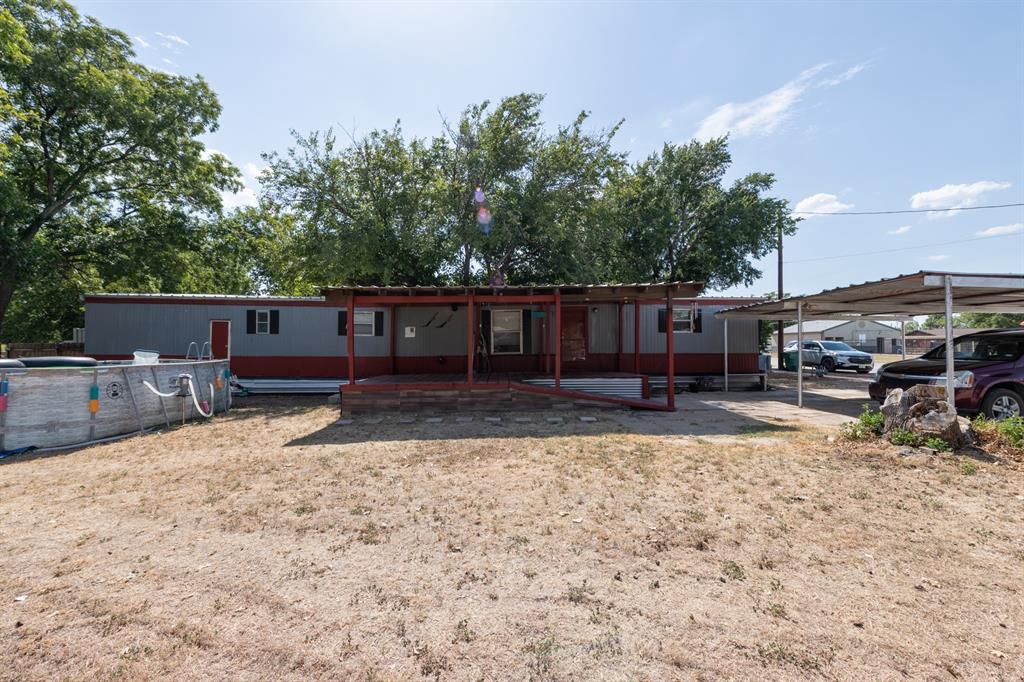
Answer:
xmin=76 ymin=0 xmax=1024 ymax=296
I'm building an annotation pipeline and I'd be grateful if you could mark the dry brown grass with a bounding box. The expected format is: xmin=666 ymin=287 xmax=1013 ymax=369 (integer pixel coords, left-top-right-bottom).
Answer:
xmin=1 ymin=397 xmax=1022 ymax=681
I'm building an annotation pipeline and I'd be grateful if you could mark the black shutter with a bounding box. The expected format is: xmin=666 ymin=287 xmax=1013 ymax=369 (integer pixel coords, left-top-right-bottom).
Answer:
xmin=480 ymin=309 xmax=491 ymax=351
xmin=269 ymin=310 xmax=280 ymax=334
xmin=657 ymin=308 xmax=666 ymax=333
xmin=693 ymin=306 xmax=703 ymax=333
xmin=246 ymin=309 xmax=256 ymax=334
xmin=374 ymin=311 xmax=384 ymax=336
xmin=522 ymin=309 xmax=532 ymax=354
xmin=337 ymin=310 xmax=347 ymax=336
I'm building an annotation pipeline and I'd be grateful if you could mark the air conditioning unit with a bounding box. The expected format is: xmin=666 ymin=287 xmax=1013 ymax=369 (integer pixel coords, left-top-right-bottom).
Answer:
xmin=72 ymin=327 xmax=86 ymax=344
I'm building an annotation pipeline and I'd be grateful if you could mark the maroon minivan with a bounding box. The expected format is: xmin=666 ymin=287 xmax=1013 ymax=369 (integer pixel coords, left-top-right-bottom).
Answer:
xmin=868 ymin=329 xmax=1024 ymax=419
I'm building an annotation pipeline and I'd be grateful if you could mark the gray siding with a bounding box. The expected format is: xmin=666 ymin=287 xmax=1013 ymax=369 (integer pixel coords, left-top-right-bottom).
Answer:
xmin=620 ymin=303 xmax=758 ymax=354
xmin=85 ymin=302 xmax=389 ymax=357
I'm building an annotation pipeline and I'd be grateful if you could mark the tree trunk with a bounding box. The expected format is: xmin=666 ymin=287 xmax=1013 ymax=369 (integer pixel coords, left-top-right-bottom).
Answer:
xmin=461 ymin=241 xmax=471 ymax=285
xmin=0 ymin=280 xmax=15 ymax=342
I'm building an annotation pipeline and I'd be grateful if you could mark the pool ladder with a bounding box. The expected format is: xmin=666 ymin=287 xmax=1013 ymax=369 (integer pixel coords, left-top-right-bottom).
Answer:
xmin=185 ymin=341 xmax=212 ymax=361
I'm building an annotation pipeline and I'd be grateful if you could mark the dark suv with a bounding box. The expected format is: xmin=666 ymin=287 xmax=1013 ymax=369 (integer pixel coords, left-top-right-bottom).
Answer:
xmin=868 ymin=328 xmax=1024 ymax=419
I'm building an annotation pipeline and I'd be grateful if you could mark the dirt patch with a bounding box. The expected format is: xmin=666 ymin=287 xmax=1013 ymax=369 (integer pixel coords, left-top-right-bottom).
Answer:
xmin=1 ymin=396 xmax=1022 ymax=680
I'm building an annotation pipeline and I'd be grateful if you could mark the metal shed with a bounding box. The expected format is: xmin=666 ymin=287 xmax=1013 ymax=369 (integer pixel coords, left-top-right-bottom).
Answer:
xmin=716 ymin=271 xmax=1024 ymax=408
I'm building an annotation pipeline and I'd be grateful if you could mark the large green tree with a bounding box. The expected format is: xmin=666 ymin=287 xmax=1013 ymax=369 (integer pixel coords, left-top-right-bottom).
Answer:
xmin=602 ymin=137 xmax=797 ymax=289
xmin=0 ymin=0 xmax=237 ymax=339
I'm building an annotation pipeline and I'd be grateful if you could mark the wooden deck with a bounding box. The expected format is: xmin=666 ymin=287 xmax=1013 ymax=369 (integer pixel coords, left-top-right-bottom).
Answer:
xmin=354 ymin=371 xmax=644 ymax=386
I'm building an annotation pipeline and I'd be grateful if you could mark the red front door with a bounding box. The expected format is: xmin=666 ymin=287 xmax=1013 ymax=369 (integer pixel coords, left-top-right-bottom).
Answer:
xmin=560 ymin=307 xmax=587 ymax=364
xmin=210 ymin=320 xmax=231 ymax=359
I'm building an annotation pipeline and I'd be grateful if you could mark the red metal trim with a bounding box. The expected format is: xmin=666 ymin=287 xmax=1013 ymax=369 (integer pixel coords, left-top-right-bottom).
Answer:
xmin=352 ymin=294 xmax=556 ymax=306
xmin=342 ymin=381 xmax=510 ymax=393
xmin=466 ymin=294 xmax=474 ymax=384
xmin=387 ymin=303 xmax=395 ymax=374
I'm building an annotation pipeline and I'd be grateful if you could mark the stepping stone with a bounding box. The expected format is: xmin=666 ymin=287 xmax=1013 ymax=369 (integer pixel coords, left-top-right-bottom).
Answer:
xmin=546 ymin=417 xmax=564 ymax=424
xmin=514 ymin=417 xmax=532 ymax=423
xmin=484 ymin=417 xmax=502 ymax=424
xmin=455 ymin=416 xmax=474 ymax=423
xmin=364 ymin=417 xmax=383 ymax=425
xmin=398 ymin=417 xmax=416 ymax=424
xmin=579 ymin=416 xmax=598 ymax=423
xmin=425 ymin=417 xmax=443 ymax=424
xmin=336 ymin=418 xmax=354 ymax=426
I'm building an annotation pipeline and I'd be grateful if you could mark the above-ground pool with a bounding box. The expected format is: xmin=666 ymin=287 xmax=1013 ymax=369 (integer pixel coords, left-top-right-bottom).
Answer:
xmin=0 ymin=358 xmax=231 ymax=453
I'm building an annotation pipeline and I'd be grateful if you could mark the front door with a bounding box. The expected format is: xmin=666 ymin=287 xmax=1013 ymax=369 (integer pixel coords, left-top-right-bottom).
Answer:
xmin=876 ymin=337 xmax=885 ymax=353
xmin=210 ymin=320 xmax=231 ymax=359
xmin=561 ymin=307 xmax=587 ymax=364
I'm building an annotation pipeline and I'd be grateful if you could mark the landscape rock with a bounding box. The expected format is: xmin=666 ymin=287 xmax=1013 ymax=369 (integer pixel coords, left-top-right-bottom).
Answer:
xmin=881 ymin=384 xmax=969 ymax=449
xmin=326 ymin=393 xmax=340 ymax=405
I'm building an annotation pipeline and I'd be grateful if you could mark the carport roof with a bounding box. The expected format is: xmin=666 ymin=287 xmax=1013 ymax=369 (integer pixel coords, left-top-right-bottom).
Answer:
xmin=716 ymin=271 xmax=1024 ymax=321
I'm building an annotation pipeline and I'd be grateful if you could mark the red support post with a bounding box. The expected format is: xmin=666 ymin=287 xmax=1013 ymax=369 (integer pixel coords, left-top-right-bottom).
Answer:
xmin=388 ymin=304 xmax=396 ymax=375
xmin=544 ymin=303 xmax=551 ymax=374
xmin=665 ymin=294 xmax=675 ymax=410
xmin=633 ymin=299 xmax=640 ymax=373
xmin=616 ymin=302 xmax=623 ymax=372
xmin=554 ymin=291 xmax=562 ymax=390
xmin=346 ymin=295 xmax=355 ymax=385
xmin=466 ymin=294 xmax=474 ymax=384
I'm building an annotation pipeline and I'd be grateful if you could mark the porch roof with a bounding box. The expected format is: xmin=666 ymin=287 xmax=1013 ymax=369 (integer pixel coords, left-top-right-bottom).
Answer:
xmin=320 ymin=281 xmax=704 ymax=303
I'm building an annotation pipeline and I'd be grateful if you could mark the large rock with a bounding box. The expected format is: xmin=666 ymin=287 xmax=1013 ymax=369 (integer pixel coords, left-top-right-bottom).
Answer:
xmin=880 ymin=384 xmax=966 ymax=449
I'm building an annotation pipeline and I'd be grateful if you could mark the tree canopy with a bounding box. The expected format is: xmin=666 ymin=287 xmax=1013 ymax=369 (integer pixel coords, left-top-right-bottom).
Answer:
xmin=0 ymin=2 xmax=801 ymax=343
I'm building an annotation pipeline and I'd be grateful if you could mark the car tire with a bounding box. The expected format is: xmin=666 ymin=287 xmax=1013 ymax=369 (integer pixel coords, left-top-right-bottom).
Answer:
xmin=980 ymin=388 xmax=1023 ymax=420
xmin=820 ymin=357 xmax=835 ymax=373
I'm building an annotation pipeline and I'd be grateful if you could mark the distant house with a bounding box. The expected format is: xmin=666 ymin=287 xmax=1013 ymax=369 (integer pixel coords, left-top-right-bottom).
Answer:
xmin=782 ymin=319 xmax=902 ymax=353
xmin=903 ymin=328 xmax=995 ymax=355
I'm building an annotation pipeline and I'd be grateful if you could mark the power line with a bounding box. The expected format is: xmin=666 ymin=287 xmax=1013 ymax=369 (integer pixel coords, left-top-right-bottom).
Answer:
xmin=784 ymin=230 xmax=1023 ymax=264
xmin=792 ymin=202 xmax=1024 ymax=216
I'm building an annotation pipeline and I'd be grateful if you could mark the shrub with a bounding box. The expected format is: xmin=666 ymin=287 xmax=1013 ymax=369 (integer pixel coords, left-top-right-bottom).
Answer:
xmin=889 ymin=428 xmax=923 ymax=447
xmin=972 ymin=415 xmax=1024 ymax=450
xmin=960 ymin=460 xmax=977 ymax=475
xmin=924 ymin=437 xmax=951 ymax=452
xmin=839 ymin=405 xmax=885 ymax=440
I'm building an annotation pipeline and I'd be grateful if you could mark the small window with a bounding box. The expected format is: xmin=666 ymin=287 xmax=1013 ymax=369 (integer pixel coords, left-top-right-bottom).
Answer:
xmin=658 ymin=304 xmax=699 ymax=333
xmin=353 ymin=310 xmax=376 ymax=337
xmin=256 ymin=310 xmax=270 ymax=335
xmin=491 ymin=309 xmax=523 ymax=354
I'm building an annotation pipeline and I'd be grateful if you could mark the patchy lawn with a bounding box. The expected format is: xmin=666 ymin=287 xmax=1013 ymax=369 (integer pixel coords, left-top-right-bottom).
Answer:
xmin=1 ymin=397 xmax=1021 ymax=680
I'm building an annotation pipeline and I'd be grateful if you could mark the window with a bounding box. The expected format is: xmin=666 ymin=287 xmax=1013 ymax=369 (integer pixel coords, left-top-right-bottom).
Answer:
xmin=353 ymin=311 xmax=376 ymax=336
xmin=657 ymin=304 xmax=700 ymax=333
xmin=491 ymin=309 xmax=523 ymax=354
xmin=246 ymin=309 xmax=279 ymax=335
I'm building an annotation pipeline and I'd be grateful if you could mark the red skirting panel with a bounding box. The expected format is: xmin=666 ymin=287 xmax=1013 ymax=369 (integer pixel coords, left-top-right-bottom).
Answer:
xmin=90 ymin=352 xmax=760 ymax=378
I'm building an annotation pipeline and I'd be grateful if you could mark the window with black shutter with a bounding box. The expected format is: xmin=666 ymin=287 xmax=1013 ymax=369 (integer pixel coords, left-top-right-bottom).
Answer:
xmin=247 ymin=309 xmax=274 ymax=335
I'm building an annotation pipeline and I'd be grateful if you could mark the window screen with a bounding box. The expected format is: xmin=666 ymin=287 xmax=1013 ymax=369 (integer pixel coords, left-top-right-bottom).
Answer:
xmin=491 ymin=309 xmax=523 ymax=354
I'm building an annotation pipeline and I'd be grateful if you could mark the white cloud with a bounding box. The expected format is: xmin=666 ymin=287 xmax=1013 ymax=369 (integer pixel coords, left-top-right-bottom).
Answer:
xmin=162 ymin=58 xmax=178 ymax=67
xmin=926 ymin=254 xmax=950 ymax=261
xmin=660 ymin=117 xmax=673 ymax=129
xmin=156 ymin=31 xmax=189 ymax=46
xmin=818 ymin=61 xmax=870 ymax=87
xmin=694 ymin=61 xmax=870 ymax=141
xmin=910 ymin=180 xmax=1011 ymax=218
xmin=976 ymin=222 xmax=1023 ymax=237
xmin=133 ymin=36 xmax=151 ymax=48
xmin=244 ymin=162 xmax=268 ymax=181
xmin=888 ymin=225 xmax=912 ymax=235
xmin=793 ymin=192 xmax=853 ymax=217
xmin=220 ymin=184 xmax=258 ymax=210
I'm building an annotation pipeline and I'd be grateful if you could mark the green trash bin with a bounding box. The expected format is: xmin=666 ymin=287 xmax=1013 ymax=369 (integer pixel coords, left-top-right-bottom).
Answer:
xmin=781 ymin=349 xmax=799 ymax=371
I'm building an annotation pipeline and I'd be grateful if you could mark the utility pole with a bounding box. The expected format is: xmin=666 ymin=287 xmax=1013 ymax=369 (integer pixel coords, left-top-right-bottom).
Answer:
xmin=776 ymin=222 xmax=784 ymax=370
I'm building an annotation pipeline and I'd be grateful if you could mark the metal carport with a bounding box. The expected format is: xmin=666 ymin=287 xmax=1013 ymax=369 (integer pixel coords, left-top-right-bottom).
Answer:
xmin=716 ymin=271 xmax=1024 ymax=408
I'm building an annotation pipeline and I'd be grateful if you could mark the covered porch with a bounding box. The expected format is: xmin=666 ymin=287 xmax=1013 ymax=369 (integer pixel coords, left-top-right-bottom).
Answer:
xmin=322 ymin=282 xmax=704 ymax=412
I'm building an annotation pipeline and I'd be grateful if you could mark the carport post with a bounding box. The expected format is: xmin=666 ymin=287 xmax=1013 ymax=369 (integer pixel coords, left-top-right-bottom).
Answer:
xmin=797 ymin=301 xmax=804 ymax=408
xmin=554 ymin=290 xmax=562 ymax=391
xmin=944 ymin=275 xmax=955 ymax=410
xmin=900 ymin=320 xmax=906 ymax=360
xmin=466 ymin=293 xmax=474 ymax=385
xmin=723 ymin=318 xmax=729 ymax=392
xmin=346 ymin=295 xmax=355 ymax=385
xmin=666 ymin=293 xmax=675 ymax=410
